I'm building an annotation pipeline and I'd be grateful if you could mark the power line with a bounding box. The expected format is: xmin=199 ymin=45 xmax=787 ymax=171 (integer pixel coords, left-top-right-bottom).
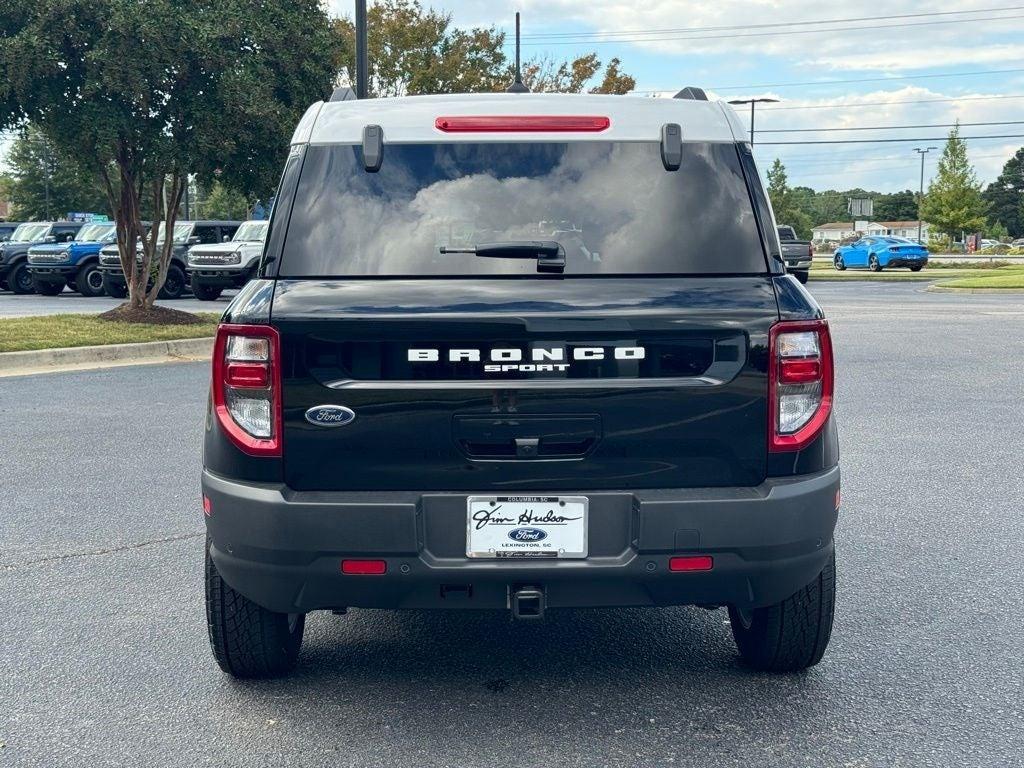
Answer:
xmin=632 ymin=66 xmax=1024 ymax=94
xmin=513 ymin=11 xmax=1024 ymax=46
xmin=759 ymin=133 xmax=1024 ymax=145
xmin=759 ymin=120 xmax=1024 ymax=133
xmin=519 ymin=6 xmax=1024 ymax=39
xmin=761 ymin=93 xmax=1024 ymax=110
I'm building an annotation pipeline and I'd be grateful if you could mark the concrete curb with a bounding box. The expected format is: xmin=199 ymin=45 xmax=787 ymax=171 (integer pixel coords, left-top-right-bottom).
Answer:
xmin=0 ymin=337 xmax=214 ymax=377
xmin=925 ymin=285 xmax=1024 ymax=294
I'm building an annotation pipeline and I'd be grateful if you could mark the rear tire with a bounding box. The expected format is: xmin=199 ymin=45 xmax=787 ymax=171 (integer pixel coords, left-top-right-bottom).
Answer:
xmin=192 ymin=282 xmax=223 ymax=301
xmin=869 ymin=254 xmax=882 ymax=272
xmin=909 ymin=265 xmax=923 ymax=272
xmin=10 ymin=263 xmax=34 ymax=294
xmin=102 ymin=275 xmax=128 ymax=299
xmin=33 ymin=279 xmax=65 ymax=296
xmin=729 ymin=550 xmax=836 ymax=672
xmin=793 ymin=270 xmax=809 ymax=284
xmin=76 ymin=263 xmax=106 ymax=297
xmin=205 ymin=541 xmax=304 ymax=679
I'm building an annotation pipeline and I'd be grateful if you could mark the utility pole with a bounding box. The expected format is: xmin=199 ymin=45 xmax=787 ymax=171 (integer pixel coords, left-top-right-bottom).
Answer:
xmin=914 ymin=146 xmax=937 ymax=243
xmin=42 ymin=139 xmax=51 ymax=221
xmin=355 ymin=0 xmax=369 ymax=99
xmin=727 ymin=98 xmax=780 ymax=145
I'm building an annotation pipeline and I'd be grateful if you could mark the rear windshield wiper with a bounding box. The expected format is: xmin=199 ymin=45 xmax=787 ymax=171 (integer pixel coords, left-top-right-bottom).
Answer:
xmin=439 ymin=241 xmax=565 ymax=273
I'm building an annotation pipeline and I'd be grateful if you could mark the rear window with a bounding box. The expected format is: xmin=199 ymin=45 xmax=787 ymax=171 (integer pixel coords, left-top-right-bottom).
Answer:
xmin=278 ymin=141 xmax=767 ymax=277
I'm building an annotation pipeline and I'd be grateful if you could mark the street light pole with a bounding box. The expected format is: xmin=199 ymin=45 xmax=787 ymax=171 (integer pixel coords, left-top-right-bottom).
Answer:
xmin=913 ymin=146 xmax=937 ymax=243
xmin=727 ymin=98 xmax=780 ymax=145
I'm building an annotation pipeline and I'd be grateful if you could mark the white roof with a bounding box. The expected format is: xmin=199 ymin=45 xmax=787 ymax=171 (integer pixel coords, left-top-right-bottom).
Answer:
xmin=292 ymin=93 xmax=745 ymax=145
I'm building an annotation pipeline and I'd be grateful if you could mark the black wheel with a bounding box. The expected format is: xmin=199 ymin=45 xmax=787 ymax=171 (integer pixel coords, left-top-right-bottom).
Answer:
xmin=793 ymin=270 xmax=809 ymax=284
xmin=76 ymin=263 xmax=106 ymax=297
xmin=158 ymin=264 xmax=186 ymax=300
xmin=192 ymin=282 xmax=223 ymax=301
xmin=729 ymin=550 xmax=836 ymax=672
xmin=102 ymin=275 xmax=128 ymax=299
xmin=10 ymin=262 xmax=34 ymax=294
xmin=909 ymin=265 xmax=923 ymax=272
xmin=33 ymin=279 xmax=65 ymax=296
xmin=0 ymin=279 xmax=8 ymax=291
xmin=833 ymin=253 xmax=846 ymax=271
xmin=205 ymin=541 xmax=304 ymax=678
xmin=868 ymin=254 xmax=882 ymax=272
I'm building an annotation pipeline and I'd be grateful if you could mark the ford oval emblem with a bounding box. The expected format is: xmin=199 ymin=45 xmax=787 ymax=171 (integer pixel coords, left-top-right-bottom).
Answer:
xmin=304 ymin=405 xmax=356 ymax=427
xmin=508 ymin=527 xmax=548 ymax=542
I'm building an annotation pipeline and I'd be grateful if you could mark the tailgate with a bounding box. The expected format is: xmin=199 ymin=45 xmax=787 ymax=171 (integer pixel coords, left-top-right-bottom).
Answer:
xmin=273 ymin=277 xmax=779 ymax=492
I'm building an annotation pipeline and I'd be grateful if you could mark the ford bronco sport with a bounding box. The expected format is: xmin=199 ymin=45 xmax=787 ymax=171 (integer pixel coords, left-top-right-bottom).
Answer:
xmin=203 ymin=89 xmax=839 ymax=678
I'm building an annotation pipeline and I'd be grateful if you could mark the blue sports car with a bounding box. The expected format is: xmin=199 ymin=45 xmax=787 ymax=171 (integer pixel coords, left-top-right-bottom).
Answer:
xmin=833 ymin=236 xmax=929 ymax=272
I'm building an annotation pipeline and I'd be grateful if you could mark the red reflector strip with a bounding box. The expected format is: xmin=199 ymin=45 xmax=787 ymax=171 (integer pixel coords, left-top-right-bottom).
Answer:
xmin=225 ymin=361 xmax=270 ymax=388
xmin=202 ymin=495 xmax=212 ymax=517
xmin=779 ymin=358 xmax=821 ymax=384
xmin=669 ymin=555 xmax=714 ymax=572
xmin=435 ymin=115 xmax=611 ymax=133
xmin=341 ymin=559 xmax=387 ymax=575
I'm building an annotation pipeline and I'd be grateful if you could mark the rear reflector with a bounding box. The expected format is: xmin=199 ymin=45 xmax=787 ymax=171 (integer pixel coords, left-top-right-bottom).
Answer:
xmin=342 ymin=559 xmax=387 ymax=575
xmin=225 ymin=361 xmax=270 ymax=389
xmin=435 ymin=115 xmax=611 ymax=133
xmin=202 ymin=495 xmax=212 ymax=517
xmin=669 ymin=555 xmax=714 ymax=572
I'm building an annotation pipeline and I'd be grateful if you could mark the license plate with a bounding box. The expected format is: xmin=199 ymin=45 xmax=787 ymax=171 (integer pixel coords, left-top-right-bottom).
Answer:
xmin=466 ymin=496 xmax=588 ymax=559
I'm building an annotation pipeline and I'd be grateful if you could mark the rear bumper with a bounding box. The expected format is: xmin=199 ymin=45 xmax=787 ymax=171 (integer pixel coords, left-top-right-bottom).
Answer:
xmin=884 ymin=257 xmax=928 ymax=268
xmin=203 ymin=466 xmax=840 ymax=614
xmin=785 ymin=259 xmax=812 ymax=270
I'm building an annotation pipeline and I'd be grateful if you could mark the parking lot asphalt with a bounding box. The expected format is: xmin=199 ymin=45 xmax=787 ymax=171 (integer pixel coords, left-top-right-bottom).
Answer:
xmin=2 ymin=281 xmax=1023 ymax=767
xmin=0 ymin=289 xmax=236 ymax=318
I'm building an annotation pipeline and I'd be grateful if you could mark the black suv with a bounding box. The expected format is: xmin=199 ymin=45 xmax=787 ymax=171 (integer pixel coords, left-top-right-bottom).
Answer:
xmin=98 ymin=220 xmax=241 ymax=299
xmin=0 ymin=221 xmax=83 ymax=293
xmin=202 ymin=91 xmax=839 ymax=678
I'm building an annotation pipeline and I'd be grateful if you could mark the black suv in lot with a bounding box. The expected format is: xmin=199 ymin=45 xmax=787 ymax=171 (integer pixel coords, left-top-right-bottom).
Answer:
xmin=202 ymin=91 xmax=839 ymax=679
xmin=0 ymin=221 xmax=83 ymax=293
xmin=98 ymin=220 xmax=241 ymax=299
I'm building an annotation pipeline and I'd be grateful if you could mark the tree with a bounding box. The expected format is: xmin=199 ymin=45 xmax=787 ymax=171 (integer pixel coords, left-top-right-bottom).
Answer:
xmin=982 ymin=147 xmax=1024 ymax=238
xmin=987 ymin=220 xmax=1010 ymax=242
xmin=3 ymin=127 xmax=110 ymax=220
xmin=874 ymin=190 xmax=919 ymax=222
xmin=766 ymin=159 xmax=812 ymax=238
xmin=199 ymin=182 xmax=250 ymax=221
xmin=920 ymin=123 xmax=988 ymax=239
xmin=332 ymin=0 xmax=635 ymax=96
xmin=1 ymin=0 xmax=340 ymax=312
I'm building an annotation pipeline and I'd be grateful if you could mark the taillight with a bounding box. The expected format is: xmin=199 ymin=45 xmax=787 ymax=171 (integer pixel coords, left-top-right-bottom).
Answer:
xmin=434 ymin=115 xmax=610 ymax=133
xmin=768 ymin=319 xmax=833 ymax=452
xmin=212 ymin=324 xmax=282 ymax=457
xmin=809 ymin=242 xmax=815 ymax=255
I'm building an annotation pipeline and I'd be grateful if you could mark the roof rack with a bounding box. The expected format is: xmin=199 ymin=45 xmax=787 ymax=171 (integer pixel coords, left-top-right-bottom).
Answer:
xmin=673 ymin=87 xmax=708 ymax=101
xmin=330 ymin=86 xmax=358 ymax=102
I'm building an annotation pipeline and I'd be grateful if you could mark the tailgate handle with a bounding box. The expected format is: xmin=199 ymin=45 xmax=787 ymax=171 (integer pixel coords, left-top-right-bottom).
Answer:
xmin=454 ymin=416 xmax=600 ymax=459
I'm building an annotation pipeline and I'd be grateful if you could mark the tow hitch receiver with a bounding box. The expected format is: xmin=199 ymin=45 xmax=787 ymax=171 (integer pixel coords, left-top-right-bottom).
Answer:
xmin=511 ymin=586 xmax=546 ymax=621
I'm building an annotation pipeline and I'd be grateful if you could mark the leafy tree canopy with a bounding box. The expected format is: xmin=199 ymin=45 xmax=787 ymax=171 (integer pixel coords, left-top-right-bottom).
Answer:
xmin=982 ymin=146 xmax=1024 ymax=238
xmin=332 ymin=0 xmax=635 ymax=96
xmin=2 ymin=126 xmax=110 ymax=220
xmin=1 ymin=0 xmax=340 ymax=308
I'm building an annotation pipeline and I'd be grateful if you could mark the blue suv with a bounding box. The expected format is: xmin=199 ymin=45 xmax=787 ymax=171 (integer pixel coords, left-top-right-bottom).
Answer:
xmin=27 ymin=221 xmax=117 ymax=296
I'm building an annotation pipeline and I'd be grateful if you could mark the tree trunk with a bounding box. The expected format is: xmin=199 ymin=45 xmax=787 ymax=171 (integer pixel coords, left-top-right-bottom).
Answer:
xmin=143 ymin=172 xmax=186 ymax=310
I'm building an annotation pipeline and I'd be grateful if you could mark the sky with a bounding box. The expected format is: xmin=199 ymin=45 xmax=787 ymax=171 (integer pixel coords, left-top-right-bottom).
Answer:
xmin=327 ymin=0 xmax=1024 ymax=198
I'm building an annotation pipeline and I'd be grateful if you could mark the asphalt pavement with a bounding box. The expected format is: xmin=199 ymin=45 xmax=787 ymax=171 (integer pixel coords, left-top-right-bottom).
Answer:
xmin=2 ymin=281 xmax=1023 ymax=767
xmin=0 ymin=289 xmax=236 ymax=318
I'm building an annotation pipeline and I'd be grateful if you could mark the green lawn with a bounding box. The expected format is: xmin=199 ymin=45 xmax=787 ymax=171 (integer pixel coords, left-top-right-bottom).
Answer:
xmin=932 ymin=270 xmax=1024 ymax=290
xmin=0 ymin=313 xmax=220 ymax=353
xmin=809 ymin=263 xmax=1024 ymax=283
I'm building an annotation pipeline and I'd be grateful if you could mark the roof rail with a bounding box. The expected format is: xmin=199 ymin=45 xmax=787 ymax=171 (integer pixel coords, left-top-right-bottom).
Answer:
xmin=673 ymin=87 xmax=708 ymax=101
xmin=330 ymin=86 xmax=358 ymax=102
